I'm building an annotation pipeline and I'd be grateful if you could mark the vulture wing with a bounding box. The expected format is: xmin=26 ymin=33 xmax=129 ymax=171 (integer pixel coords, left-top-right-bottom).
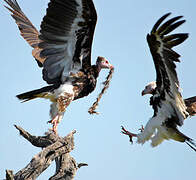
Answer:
xmin=184 ymin=96 xmax=196 ymax=116
xmin=4 ymin=0 xmax=41 ymax=49
xmin=4 ymin=0 xmax=97 ymax=84
xmin=147 ymin=13 xmax=189 ymax=126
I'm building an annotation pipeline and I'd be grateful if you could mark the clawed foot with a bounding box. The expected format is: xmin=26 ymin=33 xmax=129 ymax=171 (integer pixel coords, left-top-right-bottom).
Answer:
xmin=138 ymin=125 xmax=144 ymax=132
xmin=48 ymin=115 xmax=59 ymax=134
xmin=121 ymin=126 xmax=137 ymax=143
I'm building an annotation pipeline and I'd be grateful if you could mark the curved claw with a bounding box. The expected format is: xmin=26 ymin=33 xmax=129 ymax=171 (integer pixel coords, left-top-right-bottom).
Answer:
xmin=121 ymin=126 xmax=137 ymax=143
xmin=121 ymin=126 xmax=127 ymax=134
xmin=138 ymin=125 xmax=144 ymax=132
xmin=48 ymin=115 xmax=59 ymax=134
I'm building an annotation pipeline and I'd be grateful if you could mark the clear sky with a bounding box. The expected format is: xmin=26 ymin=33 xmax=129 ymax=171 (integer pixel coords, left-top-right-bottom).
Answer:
xmin=0 ymin=0 xmax=196 ymax=179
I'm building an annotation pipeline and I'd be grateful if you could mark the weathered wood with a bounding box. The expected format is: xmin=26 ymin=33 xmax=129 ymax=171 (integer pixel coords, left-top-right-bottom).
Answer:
xmin=50 ymin=154 xmax=77 ymax=180
xmin=6 ymin=170 xmax=14 ymax=180
xmin=5 ymin=125 xmax=87 ymax=180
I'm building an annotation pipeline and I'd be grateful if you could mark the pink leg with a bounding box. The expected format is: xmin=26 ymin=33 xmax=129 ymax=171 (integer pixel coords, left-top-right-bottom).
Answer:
xmin=48 ymin=115 xmax=60 ymax=133
xmin=48 ymin=93 xmax=74 ymax=133
xmin=121 ymin=126 xmax=137 ymax=143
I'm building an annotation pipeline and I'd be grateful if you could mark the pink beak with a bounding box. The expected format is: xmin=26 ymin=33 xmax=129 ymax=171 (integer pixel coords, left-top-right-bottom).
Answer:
xmin=109 ymin=64 xmax=114 ymax=70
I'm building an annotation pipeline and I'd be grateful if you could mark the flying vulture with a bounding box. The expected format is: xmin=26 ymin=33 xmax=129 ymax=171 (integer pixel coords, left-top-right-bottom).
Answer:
xmin=4 ymin=0 xmax=113 ymax=132
xmin=122 ymin=13 xmax=196 ymax=151
xmin=142 ymin=81 xmax=196 ymax=116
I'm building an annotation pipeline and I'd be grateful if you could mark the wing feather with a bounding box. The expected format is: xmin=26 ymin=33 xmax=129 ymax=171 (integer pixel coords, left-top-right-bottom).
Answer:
xmin=39 ymin=0 xmax=97 ymax=84
xmin=4 ymin=0 xmax=45 ymax=66
xmin=147 ymin=13 xmax=189 ymax=125
xmin=4 ymin=0 xmax=97 ymax=85
xmin=151 ymin=13 xmax=171 ymax=33
xmin=4 ymin=0 xmax=41 ymax=49
xmin=156 ymin=16 xmax=183 ymax=35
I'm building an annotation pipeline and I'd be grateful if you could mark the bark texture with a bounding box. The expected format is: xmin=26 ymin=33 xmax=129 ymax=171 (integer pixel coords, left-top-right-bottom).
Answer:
xmin=5 ymin=125 xmax=87 ymax=180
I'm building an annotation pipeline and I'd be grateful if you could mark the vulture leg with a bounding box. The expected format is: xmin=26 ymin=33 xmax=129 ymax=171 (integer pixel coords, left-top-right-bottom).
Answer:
xmin=121 ymin=126 xmax=137 ymax=143
xmin=49 ymin=93 xmax=74 ymax=133
xmin=48 ymin=114 xmax=63 ymax=133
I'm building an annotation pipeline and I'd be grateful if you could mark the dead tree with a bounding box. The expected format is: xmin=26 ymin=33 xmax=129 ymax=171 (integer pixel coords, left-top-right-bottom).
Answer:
xmin=5 ymin=125 xmax=87 ymax=180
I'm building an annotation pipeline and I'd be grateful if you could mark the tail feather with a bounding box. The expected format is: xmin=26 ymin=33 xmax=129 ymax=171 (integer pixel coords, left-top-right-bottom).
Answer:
xmin=16 ymin=85 xmax=57 ymax=102
xmin=185 ymin=139 xmax=196 ymax=152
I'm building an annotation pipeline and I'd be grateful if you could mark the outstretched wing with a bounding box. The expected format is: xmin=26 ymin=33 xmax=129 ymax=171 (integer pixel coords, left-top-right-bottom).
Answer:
xmin=147 ymin=13 xmax=189 ymax=125
xmin=4 ymin=0 xmax=97 ymax=84
xmin=4 ymin=0 xmax=44 ymax=67
xmin=4 ymin=0 xmax=41 ymax=59
xmin=184 ymin=96 xmax=196 ymax=116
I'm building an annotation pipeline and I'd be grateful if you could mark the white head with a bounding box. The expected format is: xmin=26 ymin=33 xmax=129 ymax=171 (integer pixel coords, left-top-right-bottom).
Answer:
xmin=96 ymin=56 xmax=113 ymax=71
xmin=141 ymin=81 xmax=157 ymax=96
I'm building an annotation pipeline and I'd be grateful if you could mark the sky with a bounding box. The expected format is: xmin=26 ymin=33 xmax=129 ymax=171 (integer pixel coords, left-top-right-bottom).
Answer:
xmin=0 ymin=0 xmax=196 ymax=179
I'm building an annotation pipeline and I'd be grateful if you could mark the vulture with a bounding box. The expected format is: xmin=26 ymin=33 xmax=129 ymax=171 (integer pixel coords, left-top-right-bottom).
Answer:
xmin=122 ymin=13 xmax=196 ymax=151
xmin=4 ymin=0 xmax=113 ymax=132
xmin=142 ymin=81 xmax=196 ymax=116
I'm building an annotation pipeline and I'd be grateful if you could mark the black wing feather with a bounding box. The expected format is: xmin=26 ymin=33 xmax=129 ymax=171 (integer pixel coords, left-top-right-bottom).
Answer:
xmin=157 ymin=16 xmax=183 ymax=35
xmin=147 ymin=13 xmax=188 ymax=125
xmin=151 ymin=13 xmax=171 ymax=33
xmin=39 ymin=0 xmax=97 ymax=84
xmin=147 ymin=13 xmax=188 ymax=97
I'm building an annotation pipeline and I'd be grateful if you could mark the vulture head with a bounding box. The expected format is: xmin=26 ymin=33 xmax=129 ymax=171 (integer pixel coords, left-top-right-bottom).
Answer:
xmin=96 ymin=56 xmax=113 ymax=71
xmin=141 ymin=81 xmax=157 ymax=96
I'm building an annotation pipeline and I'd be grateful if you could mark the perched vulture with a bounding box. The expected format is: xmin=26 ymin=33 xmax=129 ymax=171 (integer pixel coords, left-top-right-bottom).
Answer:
xmin=122 ymin=13 xmax=196 ymax=151
xmin=142 ymin=81 xmax=196 ymax=116
xmin=4 ymin=0 xmax=113 ymax=132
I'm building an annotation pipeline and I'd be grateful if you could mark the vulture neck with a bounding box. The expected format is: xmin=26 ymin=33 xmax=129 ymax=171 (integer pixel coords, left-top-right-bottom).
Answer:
xmin=92 ymin=64 xmax=101 ymax=79
xmin=151 ymin=89 xmax=156 ymax=95
xmin=96 ymin=64 xmax=102 ymax=73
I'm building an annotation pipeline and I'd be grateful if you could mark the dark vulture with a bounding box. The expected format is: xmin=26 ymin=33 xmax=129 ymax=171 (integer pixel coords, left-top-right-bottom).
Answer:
xmin=122 ymin=13 xmax=196 ymax=151
xmin=4 ymin=0 xmax=113 ymax=132
xmin=142 ymin=81 xmax=196 ymax=116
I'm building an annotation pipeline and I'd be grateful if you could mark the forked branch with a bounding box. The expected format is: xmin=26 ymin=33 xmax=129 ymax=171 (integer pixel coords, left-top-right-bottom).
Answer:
xmin=5 ymin=125 xmax=87 ymax=180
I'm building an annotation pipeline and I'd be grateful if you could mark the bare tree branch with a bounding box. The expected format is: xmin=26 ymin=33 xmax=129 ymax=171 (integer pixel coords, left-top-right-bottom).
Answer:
xmin=6 ymin=170 xmax=14 ymax=180
xmin=5 ymin=125 xmax=87 ymax=180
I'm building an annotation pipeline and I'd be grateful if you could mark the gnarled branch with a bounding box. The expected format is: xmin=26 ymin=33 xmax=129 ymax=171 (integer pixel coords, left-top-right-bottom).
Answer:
xmin=5 ymin=125 xmax=87 ymax=180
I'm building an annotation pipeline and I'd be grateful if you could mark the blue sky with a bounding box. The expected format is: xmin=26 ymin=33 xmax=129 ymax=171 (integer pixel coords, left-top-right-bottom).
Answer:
xmin=0 ymin=0 xmax=196 ymax=179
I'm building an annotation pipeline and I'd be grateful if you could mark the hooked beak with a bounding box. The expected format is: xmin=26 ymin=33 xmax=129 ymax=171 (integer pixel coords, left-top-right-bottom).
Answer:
xmin=141 ymin=90 xmax=147 ymax=96
xmin=141 ymin=89 xmax=153 ymax=96
xmin=109 ymin=64 xmax=114 ymax=70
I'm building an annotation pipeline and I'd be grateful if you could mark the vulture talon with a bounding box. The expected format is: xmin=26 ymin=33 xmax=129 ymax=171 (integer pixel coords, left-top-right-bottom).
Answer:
xmin=138 ymin=125 xmax=144 ymax=132
xmin=48 ymin=115 xmax=59 ymax=133
xmin=121 ymin=126 xmax=137 ymax=143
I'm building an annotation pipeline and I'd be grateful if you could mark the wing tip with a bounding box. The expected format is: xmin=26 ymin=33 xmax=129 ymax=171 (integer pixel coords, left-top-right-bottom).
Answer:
xmin=151 ymin=13 xmax=186 ymax=36
xmin=151 ymin=12 xmax=172 ymax=33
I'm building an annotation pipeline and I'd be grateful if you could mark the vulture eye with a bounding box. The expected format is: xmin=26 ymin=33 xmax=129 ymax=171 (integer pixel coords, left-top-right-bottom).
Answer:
xmin=105 ymin=60 xmax=108 ymax=64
